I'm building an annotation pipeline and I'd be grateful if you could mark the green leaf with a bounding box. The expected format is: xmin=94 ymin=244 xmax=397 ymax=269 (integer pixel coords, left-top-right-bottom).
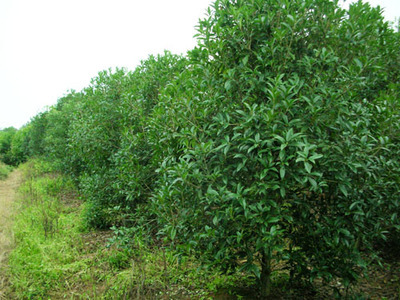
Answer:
xmin=334 ymin=235 xmax=339 ymax=245
xmin=213 ymin=215 xmax=218 ymax=226
xmin=270 ymin=225 xmax=277 ymax=235
xmin=280 ymin=166 xmax=286 ymax=179
xmin=349 ymin=202 xmax=359 ymax=210
xmin=239 ymin=198 xmax=247 ymax=210
xmin=206 ymin=184 xmax=217 ymax=195
xmin=170 ymin=227 xmax=176 ymax=240
xmin=279 ymin=149 xmax=286 ymax=161
xmin=354 ymin=58 xmax=363 ymax=69
xmin=242 ymin=55 xmax=249 ymax=66
xmin=286 ymin=128 xmax=294 ymax=141
xmin=309 ymin=154 xmax=323 ymax=161
xmin=280 ymin=186 xmax=286 ymax=198
xmin=236 ymin=231 xmax=243 ymax=243
xmin=225 ymin=80 xmax=232 ymax=91
xmin=246 ymin=264 xmax=260 ymax=278
xmin=223 ymin=144 xmax=230 ymax=155
xmin=305 ymin=162 xmax=312 ymax=173
xmin=308 ymin=177 xmax=317 ymax=188
xmin=339 ymin=228 xmax=351 ymax=237
xmin=267 ymin=216 xmax=280 ymax=223
xmin=339 ymin=184 xmax=348 ymax=197
xmin=274 ymin=135 xmax=285 ymax=143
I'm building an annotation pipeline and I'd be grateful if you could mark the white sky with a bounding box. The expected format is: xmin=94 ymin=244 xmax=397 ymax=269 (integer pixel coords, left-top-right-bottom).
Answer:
xmin=340 ymin=0 xmax=399 ymax=23
xmin=0 ymin=0 xmax=214 ymax=129
xmin=0 ymin=0 xmax=398 ymax=130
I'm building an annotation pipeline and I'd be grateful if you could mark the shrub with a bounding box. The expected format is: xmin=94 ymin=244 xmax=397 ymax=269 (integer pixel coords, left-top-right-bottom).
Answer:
xmin=0 ymin=162 xmax=13 ymax=180
xmin=148 ymin=0 xmax=400 ymax=296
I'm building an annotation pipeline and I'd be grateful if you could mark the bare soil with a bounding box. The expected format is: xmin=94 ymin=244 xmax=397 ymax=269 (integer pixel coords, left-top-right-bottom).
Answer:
xmin=0 ymin=170 xmax=22 ymax=299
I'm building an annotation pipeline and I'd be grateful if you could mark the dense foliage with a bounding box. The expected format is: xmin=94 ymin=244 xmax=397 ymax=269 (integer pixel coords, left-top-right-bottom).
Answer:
xmin=2 ymin=0 xmax=399 ymax=296
xmin=0 ymin=127 xmax=17 ymax=165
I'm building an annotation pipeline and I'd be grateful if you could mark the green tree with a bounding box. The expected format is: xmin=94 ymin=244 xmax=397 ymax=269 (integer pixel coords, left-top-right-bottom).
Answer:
xmin=26 ymin=111 xmax=49 ymax=157
xmin=9 ymin=125 xmax=31 ymax=165
xmin=66 ymin=53 xmax=187 ymax=228
xmin=0 ymin=127 xmax=17 ymax=165
xmin=43 ymin=91 xmax=84 ymax=173
xmin=149 ymin=0 xmax=400 ymax=296
xmin=110 ymin=52 xmax=188 ymax=219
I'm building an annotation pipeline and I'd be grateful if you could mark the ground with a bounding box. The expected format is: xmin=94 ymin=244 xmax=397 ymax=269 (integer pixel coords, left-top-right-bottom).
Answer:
xmin=0 ymin=170 xmax=21 ymax=299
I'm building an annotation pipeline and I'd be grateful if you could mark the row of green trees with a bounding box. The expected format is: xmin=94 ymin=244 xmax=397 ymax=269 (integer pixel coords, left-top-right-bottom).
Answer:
xmin=0 ymin=112 xmax=47 ymax=166
xmin=2 ymin=0 xmax=399 ymax=296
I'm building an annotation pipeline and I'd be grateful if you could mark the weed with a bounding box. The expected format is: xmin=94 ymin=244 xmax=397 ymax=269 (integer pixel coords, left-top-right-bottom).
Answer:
xmin=7 ymin=160 xmax=89 ymax=298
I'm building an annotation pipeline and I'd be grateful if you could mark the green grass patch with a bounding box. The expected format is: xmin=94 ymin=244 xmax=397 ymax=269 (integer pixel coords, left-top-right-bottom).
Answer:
xmin=8 ymin=161 xmax=88 ymax=298
xmin=101 ymin=243 xmax=256 ymax=299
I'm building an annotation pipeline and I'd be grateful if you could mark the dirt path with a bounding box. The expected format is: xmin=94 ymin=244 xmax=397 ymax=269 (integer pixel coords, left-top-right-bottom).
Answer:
xmin=0 ymin=170 xmax=22 ymax=299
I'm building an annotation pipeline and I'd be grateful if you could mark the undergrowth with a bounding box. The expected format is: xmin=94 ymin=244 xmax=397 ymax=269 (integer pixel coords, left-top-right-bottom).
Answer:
xmin=7 ymin=159 xmax=255 ymax=299
xmin=8 ymin=160 xmax=86 ymax=298
xmin=0 ymin=162 xmax=12 ymax=180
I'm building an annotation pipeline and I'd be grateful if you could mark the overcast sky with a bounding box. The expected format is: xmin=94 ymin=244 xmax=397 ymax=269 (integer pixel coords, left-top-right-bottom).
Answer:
xmin=0 ymin=0 xmax=214 ymax=129
xmin=0 ymin=0 xmax=399 ymax=130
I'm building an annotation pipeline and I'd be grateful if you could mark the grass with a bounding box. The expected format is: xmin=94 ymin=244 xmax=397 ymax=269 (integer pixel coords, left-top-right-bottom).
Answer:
xmin=8 ymin=160 xmax=88 ymax=298
xmin=6 ymin=160 xmax=255 ymax=299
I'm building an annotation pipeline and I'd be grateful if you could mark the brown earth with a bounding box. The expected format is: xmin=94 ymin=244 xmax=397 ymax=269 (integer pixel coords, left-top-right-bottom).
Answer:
xmin=0 ymin=170 xmax=22 ymax=299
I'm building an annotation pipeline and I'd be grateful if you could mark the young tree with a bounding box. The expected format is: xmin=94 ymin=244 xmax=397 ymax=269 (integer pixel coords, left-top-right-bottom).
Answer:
xmin=0 ymin=127 xmax=17 ymax=165
xmin=149 ymin=0 xmax=400 ymax=296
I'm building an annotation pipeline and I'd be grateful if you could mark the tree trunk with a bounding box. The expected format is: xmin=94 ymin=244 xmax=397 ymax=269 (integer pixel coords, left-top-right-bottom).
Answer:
xmin=260 ymin=250 xmax=272 ymax=298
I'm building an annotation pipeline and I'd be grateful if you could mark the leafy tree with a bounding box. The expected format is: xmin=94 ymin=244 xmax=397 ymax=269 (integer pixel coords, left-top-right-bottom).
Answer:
xmin=43 ymin=91 xmax=84 ymax=173
xmin=0 ymin=127 xmax=17 ymax=165
xmin=149 ymin=0 xmax=400 ymax=296
xmin=110 ymin=52 xmax=188 ymax=219
xmin=9 ymin=125 xmax=31 ymax=165
xmin=66 ymin=52 xmax=187 ymax=227
xmin=24 ymin=111 xmax=49 ymax=158
xmin=64 ymin=68 xmax=134 ymax=227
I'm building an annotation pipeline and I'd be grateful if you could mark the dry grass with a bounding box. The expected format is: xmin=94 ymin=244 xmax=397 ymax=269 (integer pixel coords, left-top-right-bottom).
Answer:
xmin=0 ymin=169 xmax=22 ymax=299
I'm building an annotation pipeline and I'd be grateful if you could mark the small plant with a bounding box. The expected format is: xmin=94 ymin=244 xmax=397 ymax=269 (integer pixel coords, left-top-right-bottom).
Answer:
xmin=103 ymin=247 xmax=131 ymax=271
xmin=0 ymin=162 xmax=12 ymax=180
